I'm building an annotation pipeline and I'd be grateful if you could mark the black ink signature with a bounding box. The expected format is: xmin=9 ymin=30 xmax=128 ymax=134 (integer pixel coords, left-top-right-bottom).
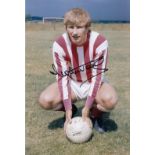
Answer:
xmin=80 ymin=68 xmax=108 ymax=87
xmin=50 ymin=55 xmax=108 ymax=86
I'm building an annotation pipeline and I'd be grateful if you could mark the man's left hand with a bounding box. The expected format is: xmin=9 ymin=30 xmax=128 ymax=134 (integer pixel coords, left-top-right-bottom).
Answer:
xmin=82 ymin=106 xmax=92 ymax=128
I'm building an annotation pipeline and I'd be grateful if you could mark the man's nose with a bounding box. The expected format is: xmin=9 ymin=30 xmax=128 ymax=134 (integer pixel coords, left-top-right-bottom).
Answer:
xmin=73 ymin=27 xmax=78 ymax=35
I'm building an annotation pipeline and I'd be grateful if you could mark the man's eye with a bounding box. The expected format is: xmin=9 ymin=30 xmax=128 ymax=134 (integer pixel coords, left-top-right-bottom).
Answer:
xmin=77 ymin=26 xmax=83 ymax=29
xmin=68 ymin=26 xmax=74 ymax=29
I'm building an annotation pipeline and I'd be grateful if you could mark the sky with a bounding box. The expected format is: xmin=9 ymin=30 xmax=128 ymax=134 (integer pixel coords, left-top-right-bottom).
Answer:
xmin=26 ymin=0 xmax=130 ymax=21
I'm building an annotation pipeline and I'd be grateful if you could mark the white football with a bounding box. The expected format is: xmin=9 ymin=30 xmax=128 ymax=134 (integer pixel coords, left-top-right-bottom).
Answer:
xmin=65 ymin=116 xmax=93 ymax=143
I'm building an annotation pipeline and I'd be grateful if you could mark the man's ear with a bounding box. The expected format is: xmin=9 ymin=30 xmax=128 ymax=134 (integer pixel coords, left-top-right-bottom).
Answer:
xmin=86 ymin=25 xmax=91 ymax=31
xmin=86 ymin=27 xmax=91 ymax=33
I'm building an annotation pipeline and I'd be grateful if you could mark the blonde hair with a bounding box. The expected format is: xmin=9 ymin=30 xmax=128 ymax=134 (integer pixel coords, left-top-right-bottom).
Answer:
xmin=64 ymin=8 xmax=91 ymax=27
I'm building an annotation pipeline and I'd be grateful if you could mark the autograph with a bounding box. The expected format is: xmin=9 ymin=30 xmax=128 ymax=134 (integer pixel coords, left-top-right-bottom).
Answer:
xmin=50 ymin=55 xmax=108 ymax=86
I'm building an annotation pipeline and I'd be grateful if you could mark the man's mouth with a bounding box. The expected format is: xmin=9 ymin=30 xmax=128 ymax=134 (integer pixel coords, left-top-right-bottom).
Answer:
xmin=72 ymin=35 xmax=80 ymax=40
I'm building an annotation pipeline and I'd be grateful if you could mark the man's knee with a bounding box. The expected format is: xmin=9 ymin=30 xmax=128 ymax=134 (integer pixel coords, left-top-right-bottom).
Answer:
xmin=98 ymin=93 xmax=118 ymax=111
xmin=38 ymin=92 xmax=53 ymax=110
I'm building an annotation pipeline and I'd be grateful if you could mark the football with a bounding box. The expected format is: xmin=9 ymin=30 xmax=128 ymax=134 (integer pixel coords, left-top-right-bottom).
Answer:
xmin=65 ymin=116 xmax=93 ymax=143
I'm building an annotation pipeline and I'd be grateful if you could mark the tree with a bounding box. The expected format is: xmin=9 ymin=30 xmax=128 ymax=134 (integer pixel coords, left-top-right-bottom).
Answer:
xmin=26 ymin=14 xmax=32 ymax=21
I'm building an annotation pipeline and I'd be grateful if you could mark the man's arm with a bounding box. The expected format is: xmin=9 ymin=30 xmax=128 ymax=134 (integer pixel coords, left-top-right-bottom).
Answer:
xmin=52 ymin=41 xmax=72 ymax=111
xmin=83 ymin=39 xmax=109 ymax=116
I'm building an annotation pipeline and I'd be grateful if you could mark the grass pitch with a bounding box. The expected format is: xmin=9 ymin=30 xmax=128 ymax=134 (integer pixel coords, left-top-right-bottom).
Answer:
xmin=26 ymin=22 xmax=130 ymax=155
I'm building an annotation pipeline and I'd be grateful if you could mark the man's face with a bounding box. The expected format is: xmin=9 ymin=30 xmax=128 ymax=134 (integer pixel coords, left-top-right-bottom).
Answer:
xmin=66 ymin=24 xmax=89 ymax=46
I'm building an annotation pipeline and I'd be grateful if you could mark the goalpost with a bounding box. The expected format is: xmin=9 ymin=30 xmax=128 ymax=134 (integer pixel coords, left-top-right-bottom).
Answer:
xmin=42 ymin=17 xmax=64 ymax=30
xmin=42 ymin=17 xmax=64 ymax=23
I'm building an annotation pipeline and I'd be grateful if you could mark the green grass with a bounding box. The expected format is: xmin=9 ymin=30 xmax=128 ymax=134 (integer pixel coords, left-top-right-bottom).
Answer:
xmin=26 ymin=22 xmax=130 ymax=155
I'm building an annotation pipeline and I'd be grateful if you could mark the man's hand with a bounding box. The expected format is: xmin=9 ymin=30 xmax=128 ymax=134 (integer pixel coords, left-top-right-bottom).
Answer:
xmin=82 ymin=106 xmax=93 ymax=128
xmin=82 ymin=106 xmax=90 ymax=118
xmin=64 ymin=109 xmax=72 ymax=134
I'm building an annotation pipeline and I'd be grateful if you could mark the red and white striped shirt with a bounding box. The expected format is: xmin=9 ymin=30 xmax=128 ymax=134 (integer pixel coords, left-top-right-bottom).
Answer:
xmin=52 ymin=31 xmax=108 ymax=111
